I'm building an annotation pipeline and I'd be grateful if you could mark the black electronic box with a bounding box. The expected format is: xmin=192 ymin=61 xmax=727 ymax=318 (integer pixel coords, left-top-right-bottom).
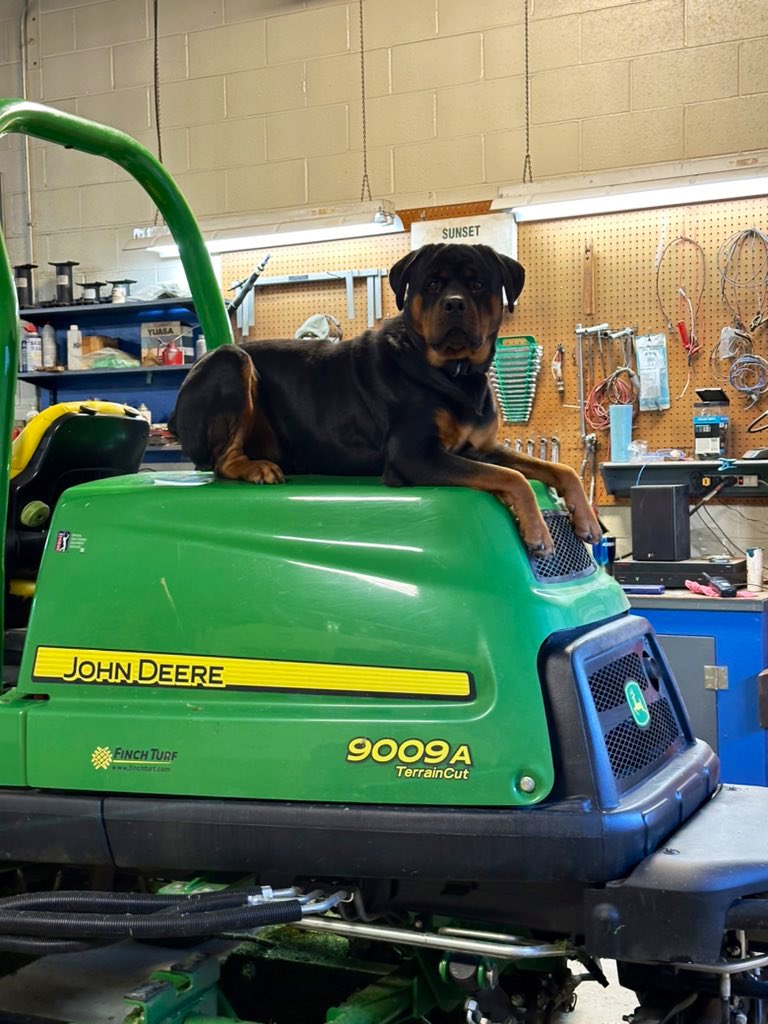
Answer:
xmin=614 ymin=556 xmax=747 ymax=590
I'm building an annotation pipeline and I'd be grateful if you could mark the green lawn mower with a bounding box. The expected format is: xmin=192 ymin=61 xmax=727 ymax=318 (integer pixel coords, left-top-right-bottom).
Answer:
xmin=0 ymin=100 xmax=767 ymax=1024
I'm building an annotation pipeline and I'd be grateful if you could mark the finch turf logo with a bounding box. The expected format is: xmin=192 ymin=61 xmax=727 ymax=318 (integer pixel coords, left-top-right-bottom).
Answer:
xmin=90 ymin=745 xmax=178 ymax=772
xmin=91 ymin=746 xmax=113 ymax=769
xmin=624 ymin=680 xmax=651 ymax=729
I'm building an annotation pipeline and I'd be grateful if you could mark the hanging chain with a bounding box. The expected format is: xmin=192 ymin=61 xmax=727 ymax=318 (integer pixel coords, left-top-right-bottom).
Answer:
xmin=521 ymin=0 xmax=533 ymax=184
xmin=358 ymin=0 xmax=372 ymax=202
xmin=152 ymin=0 xmax=163 ymax=225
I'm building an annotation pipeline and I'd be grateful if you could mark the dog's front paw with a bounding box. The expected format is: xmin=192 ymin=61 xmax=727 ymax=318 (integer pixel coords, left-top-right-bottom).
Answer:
xmin=495 ymin=491 xmax=555 ymax=557
xmin=518 ymin=513 xmax=555 ymax=558
xmin=568 ymin=501 xmax=602 ymax=544
xmin=244 ymin=460 xmax=285 ymax=484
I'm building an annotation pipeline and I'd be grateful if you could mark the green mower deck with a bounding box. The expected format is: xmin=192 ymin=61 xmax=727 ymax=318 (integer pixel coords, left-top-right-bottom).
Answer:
xmin=6 ymin=473 xmax=625 ymax=806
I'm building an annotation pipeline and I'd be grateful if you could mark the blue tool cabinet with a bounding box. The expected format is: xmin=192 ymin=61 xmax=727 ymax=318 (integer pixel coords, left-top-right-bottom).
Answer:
xmin=629 ymin=592 xmax=768 ymax=785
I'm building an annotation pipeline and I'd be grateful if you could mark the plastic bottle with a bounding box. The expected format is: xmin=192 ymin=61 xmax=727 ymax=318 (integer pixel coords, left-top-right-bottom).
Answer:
xmin=195 ymin=334 xmax=207 ymax=361
xmin=26 ymin=331 xmax=43 ymax=371
xmin=66 ymin=324 xmax=84 ymax=370
xmin=41 ymin=324 xmax=57 ymax=367
xmin=20 ymin=332 xmax=28 ymax=372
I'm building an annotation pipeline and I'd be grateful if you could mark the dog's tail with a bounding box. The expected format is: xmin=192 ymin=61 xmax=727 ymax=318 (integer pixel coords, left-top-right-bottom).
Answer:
xmin=170 ymin=345 xmax=256 ymax=471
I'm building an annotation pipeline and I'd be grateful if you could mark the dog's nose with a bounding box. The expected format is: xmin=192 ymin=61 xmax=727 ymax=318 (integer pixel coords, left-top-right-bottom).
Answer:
xmin=442 ymin=295 xmax=466 ymax=316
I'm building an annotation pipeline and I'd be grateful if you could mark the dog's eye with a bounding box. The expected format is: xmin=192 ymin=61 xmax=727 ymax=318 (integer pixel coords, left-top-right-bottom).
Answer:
xmin=469 ymin=280 xmax=484 ymax=292
xmin=425 ymin=279 xmax=441 ymax=293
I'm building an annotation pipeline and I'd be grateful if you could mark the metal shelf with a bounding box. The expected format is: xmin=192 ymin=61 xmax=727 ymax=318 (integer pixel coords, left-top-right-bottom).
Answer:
xmin=19 ymin=365 xmax=191 ymax=392
xmin=601 ymin=459 xmax=768 ymax=499
xmin=20 ymin=297 xmax=196 ymax=320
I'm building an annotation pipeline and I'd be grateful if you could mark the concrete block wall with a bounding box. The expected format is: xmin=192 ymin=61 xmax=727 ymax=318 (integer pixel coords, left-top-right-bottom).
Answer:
xmin=0 ymin=0 xmax=764 ymax=292
xmin=0 ymin=0 xmax=767 ymax=550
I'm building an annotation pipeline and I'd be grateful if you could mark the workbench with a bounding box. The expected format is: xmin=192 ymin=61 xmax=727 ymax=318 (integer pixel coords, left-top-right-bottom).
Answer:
xmin=629 ymin=590 xmax=768 ymax=785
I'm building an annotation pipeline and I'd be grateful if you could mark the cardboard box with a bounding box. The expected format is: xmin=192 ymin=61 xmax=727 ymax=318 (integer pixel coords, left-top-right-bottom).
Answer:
xmin=82 ymin=335 xmax=108 ymax=355
xmin=140 ymin=321 xmax=194 ymax=365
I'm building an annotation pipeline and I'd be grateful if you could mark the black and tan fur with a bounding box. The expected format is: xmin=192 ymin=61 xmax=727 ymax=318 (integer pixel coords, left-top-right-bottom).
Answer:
xmin=170 ymin=243 xmax=600 ymax=554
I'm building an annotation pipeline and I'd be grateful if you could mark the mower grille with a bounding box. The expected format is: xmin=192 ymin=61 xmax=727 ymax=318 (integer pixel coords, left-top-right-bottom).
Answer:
xmin=604 ymin=698 xmax=681 ymax=780
xmin=529 ymin=510 xmax=595 ymax=583
xmin=587 ymin=645 xmax=685 ymax=790
xmin=589 ymin=652 xmax=645 ymax=713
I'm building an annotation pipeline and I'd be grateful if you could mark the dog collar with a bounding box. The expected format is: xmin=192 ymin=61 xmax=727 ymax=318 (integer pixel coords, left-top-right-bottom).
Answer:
xmin=443 ymin=358 xmax=486 ymax=377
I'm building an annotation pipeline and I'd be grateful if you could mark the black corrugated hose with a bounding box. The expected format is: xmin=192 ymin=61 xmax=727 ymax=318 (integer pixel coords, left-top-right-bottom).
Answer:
xmin=0 ymin=889 xmax=303 ymax=953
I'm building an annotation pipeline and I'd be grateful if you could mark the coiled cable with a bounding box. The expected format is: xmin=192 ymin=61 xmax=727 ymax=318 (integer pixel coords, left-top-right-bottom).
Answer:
xmin=584 ymin=367 xmax=639 ymax=431
xmin=729 ymin=353 xmax=768 ymax=405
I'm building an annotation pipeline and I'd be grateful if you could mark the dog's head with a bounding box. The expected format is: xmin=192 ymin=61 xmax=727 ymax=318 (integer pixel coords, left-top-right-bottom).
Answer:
xmin=389 ymin=243 xmax=525 ymax=371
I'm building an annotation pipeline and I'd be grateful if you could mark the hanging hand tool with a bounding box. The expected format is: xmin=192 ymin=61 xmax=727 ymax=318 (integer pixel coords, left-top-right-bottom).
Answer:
xmin=582 ymin=240 xmax=595 ymax=318
xmin=551 ymin=344 xmax=564 ymax=400
xmin=575 ymin=324 xmax=609 ymax=443
xmin=551 ymin=437 xmax=560 ymax=462
xmin=228 ymin=253 xmax=272 ymax=341
xmin=597 ymin=327 xmax=608 ymax=378
xmin=579 ymin=433 xmax=598 ymax=507
xmin=228 ymin=253 xmax=271 ymax=315
xmin=527 ymin=438 xmax=535 ymax=457
xmin=539 ymin=437 xmax=548 ymax=461
xmin=514 ymin=438 xmax=523 ymax=452
xmin=676 ymin=319 xmax=691 ymax=353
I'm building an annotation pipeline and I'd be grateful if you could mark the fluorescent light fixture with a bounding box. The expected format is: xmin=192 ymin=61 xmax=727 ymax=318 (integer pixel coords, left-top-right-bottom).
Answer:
xmin=491 ymin=154 xmax=768 ymax=223
xmin=125 ymin=201 xmax=404 ymax=258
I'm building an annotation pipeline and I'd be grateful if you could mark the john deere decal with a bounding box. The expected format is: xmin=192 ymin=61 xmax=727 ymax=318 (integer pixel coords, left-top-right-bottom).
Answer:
xmin=33 ymin=646 xmax=473 ymax=700
xmin=624 ymin=680 xmax=651 ymax=729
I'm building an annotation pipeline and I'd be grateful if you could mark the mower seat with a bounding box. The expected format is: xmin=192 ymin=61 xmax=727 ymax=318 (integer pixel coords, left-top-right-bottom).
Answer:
xmin=5 ymin=401 xmax=149 ymax=610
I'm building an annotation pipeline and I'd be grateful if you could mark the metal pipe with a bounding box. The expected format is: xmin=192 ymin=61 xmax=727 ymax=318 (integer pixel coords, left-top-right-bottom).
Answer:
xmin=295 ymin=916 xmax=571 ymax=961
xmin=0 ymin=225 xmax=19 ymax=694
xmin=663 ymin=952 xmax=768 ymax=975
xmin=575 ymin=323 xmax=609 ymax=336
xmin=19 ymin=2 xmax=34 ymax=265
xmin=575 ymin=325 xmax=587 ymax=439
xmin=301 ymin=890 xmax=349 ymax=915
xmin=438 ymin=926 xmax=530 ymax=944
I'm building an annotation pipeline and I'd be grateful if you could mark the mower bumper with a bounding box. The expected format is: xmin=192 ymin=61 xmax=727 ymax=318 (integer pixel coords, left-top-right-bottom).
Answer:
xmin=0 ymin=735 xmax=716 ymax=886
xmin=586 ymin=783 xmax=768 ymax=964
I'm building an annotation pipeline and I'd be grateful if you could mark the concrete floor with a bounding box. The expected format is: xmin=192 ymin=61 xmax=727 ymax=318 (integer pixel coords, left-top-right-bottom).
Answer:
xmin=564 ymin=961 xmax=637 ymax=1023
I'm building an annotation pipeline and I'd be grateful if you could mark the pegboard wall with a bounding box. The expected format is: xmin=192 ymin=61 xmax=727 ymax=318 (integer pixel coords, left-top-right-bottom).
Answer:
xmin=516 ymin=197 xmax=768 ymax=504
xmin=220 ymin=234 xmax=411 ymax=343
xmin=218 ymin=201 xmax=493 ymax=340
xmin=220 ymin=198 xmax=768 ymax=506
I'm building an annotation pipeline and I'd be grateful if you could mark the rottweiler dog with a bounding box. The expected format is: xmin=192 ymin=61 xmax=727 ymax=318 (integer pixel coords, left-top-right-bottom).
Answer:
xmin=170 ymin=243 xmax=600 ymax=555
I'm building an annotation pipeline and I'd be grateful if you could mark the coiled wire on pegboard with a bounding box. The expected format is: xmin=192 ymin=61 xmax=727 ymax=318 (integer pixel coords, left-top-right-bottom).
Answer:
xmin=717 ymin=227 xmax=768 ymax=333
xmin=728 ymin=354 xmax=768 ymax=406
xmin=714 ymin=227 xmax=768 ymax=406
xmin=655 ymin=235 xmax=706 ymax=399
xmin=584 ymin=366 xmax=640 ymax=431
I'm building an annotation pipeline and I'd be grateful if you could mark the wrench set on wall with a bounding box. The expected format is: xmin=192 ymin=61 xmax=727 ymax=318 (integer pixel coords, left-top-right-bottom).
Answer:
xmin=489 ymin=335 xmax=543 ymax=425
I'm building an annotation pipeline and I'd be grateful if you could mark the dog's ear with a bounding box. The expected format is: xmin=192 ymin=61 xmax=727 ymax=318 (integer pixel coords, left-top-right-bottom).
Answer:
xmin=389 ymin=245 xmax=441 ymax=310
xmin=495 ymin=252 xmax=525 ymax=311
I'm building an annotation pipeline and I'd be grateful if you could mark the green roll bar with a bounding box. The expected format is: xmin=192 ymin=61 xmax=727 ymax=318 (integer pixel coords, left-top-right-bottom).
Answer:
xmin=0 ymin=99 xmax=234 ymax=669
